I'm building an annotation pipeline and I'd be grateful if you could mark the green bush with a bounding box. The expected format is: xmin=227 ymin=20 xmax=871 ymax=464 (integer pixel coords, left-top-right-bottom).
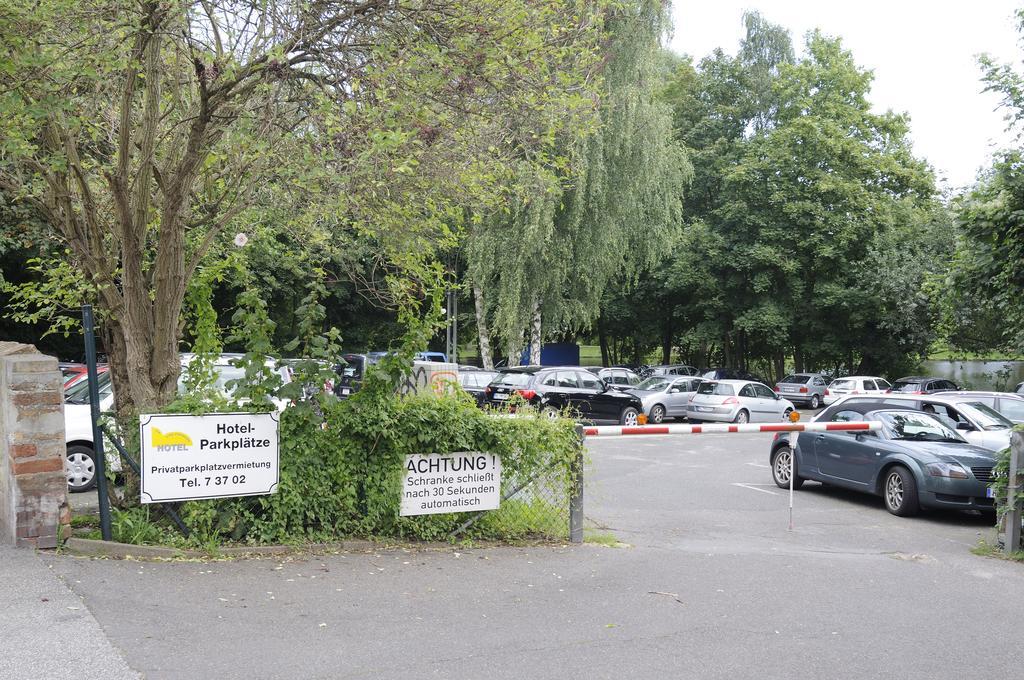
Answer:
xmin=990 ymin=425 xmax=1024 ymax=521
xmin=151 ymin=389 xmax=581 ymax=547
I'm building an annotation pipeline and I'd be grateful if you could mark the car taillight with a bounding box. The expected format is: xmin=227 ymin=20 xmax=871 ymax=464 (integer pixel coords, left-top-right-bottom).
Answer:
xmin=517 ymin=389 xmax=537 ymax=400
xmin=799 ymin=386 xmax=808 ymax=393
xmin=484 ymin=386 xmax=492 ymax=395
xmin=723 ymin=397 xmax=739 ymax=405
xmin=824 ymin=389 xmax=830 ymax=396
xmin=773 ymin=386 xmax=779 ymax=392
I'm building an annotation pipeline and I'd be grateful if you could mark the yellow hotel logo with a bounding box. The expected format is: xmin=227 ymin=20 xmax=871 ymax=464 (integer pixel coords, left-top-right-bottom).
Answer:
xmin=152 ymin=428 xmax=193 ymax=448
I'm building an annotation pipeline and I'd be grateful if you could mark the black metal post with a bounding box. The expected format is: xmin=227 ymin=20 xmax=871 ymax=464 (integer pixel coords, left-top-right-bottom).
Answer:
xmin=82 ymin=305 xmax=112 ymax=541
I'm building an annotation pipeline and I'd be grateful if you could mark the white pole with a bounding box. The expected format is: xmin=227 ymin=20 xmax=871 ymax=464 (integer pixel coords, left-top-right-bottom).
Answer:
xmin=789 ymin=447 xmax=794 ymax=531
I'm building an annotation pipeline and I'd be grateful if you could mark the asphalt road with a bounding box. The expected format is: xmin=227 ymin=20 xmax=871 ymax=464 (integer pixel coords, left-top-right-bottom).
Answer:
xmin=46 ymin=432 xmax=1024 ymax=679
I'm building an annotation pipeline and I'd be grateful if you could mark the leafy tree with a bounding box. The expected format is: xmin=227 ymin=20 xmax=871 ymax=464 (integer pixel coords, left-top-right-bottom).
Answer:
xmin=645 ymin=16 xmax=944 ymax=379
xmin=0 ymin=0 xmax=605 ymax=411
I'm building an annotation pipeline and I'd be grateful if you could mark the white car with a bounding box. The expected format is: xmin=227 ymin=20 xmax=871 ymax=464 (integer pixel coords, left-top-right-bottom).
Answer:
xmin=687 ymin=379 xmax=796 ymax=424
xmin=63 ymin=355 xmax=291 ymax=492
xmin=822 ymin=376 xmax=891 ymax=405
xmin=829 ymin=393 xmax=1012 ymax=452
xmin=628 ymin=376 xmax=702 ymax=423
xmin=63 ymin=374 xmax=122 ymax=493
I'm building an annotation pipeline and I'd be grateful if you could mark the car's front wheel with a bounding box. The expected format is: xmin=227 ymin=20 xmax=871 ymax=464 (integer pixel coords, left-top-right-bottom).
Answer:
xmin=771 ymin=445 xmax=804 ymax=489
xmin=883 ymin=466 xmax=920 ymax=517
xmin=782 ymin=407 xmax=794 ymax=421
xmin=66 ymin=444 xmax=97 ymax=493
xmin=619 ymin=407 xmax=639 ymax=426
xmin=541 ymin=405 xmax=560 ymax=420
xmin=649 ymin=404 xmax=666 ymax=424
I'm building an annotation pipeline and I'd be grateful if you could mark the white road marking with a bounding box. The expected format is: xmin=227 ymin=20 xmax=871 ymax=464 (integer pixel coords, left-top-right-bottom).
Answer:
xmin=731 ymin=483 xmax=778 ymax=496
xmin=746 ymin=463 xmax=771 ymax=469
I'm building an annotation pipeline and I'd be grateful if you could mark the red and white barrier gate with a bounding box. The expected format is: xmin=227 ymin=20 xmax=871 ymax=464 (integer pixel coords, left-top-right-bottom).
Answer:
xmin=582 ymin=421 xmax=881 ymax=437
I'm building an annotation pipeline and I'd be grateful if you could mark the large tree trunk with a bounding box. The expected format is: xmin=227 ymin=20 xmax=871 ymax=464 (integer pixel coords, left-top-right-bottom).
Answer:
xmin=528 ymin=300 xmax=542 ymax=365
xmin=473 ymin=285 xmax=493 ymax=370
xmin=597 ymin=314 xmax=610 ymax=367
xmin=661 ymin=321 xmax=673 ymax=365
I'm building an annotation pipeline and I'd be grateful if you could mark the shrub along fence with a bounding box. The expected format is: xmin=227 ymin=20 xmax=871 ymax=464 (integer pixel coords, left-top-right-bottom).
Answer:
xmin=94 ymin=390 xmax=582 ymax=548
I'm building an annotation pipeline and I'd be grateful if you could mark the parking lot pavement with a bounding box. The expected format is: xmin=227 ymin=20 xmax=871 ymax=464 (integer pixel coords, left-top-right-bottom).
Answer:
xmin=1 ymin=545 xmax=139 ymax=680
xmin=45 ymin=433 xmax=1024 ymax=680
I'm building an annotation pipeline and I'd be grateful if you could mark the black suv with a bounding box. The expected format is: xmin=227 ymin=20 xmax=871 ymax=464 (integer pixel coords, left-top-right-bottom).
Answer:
xmin=484 ymin=366 xmax=643 ymax=425
xmin=888 ymin=376 xmax=959 ymax=394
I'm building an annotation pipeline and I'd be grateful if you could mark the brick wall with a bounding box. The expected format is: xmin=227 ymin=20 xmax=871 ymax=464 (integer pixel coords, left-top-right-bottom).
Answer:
xmin=0 ymin=343 xmax=70 ymax=548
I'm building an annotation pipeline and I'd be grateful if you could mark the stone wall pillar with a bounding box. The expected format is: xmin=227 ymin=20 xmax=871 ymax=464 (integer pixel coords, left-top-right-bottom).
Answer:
xmin=0 ymin=342 xmax=69 ymax=548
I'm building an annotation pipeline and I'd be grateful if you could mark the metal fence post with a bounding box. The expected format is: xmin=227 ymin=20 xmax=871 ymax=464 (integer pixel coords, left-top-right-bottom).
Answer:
xmin=569 ymin=424 xmax=584 ymax=544
xmin=82 ymin=305 xmax=112 ymax=541
xmin=1006 ymin=431 xmax=1022 ymax=555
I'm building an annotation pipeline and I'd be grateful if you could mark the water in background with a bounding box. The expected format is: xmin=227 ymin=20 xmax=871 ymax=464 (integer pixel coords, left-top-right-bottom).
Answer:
xmin=920 ymin=360 xmax=1024 ymax=391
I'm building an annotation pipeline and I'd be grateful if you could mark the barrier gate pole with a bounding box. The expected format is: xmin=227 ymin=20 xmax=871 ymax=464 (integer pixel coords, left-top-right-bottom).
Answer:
xmin=789 ymin=452 xmax=794 ymax=531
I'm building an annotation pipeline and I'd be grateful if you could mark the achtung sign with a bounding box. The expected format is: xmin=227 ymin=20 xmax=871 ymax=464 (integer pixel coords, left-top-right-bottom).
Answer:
xmin=139 ymin=412 xmax=279 ymax=504
xmin=400 ymin=452 xmax=502 ymax=516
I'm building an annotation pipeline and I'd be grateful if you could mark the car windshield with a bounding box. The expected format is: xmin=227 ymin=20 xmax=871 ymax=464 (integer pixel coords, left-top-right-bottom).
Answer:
xmin=635 ymin=377 xmax=670 ymax=391
xmin=780 ymin=375 xmax=810 ymax=384
xmin=697 ymin=382 xmax=734 ymax=396
xmin=879 ymin=411 xmax=964 ymax=442
xmin=889 ymin=381 xmax=922 ymax=393
xmin=956 ymin=401 xmax=1013 ymax=430
xmin=492 ymin=372 xmax=532 ymax=387
xmin=830 ymin=379 xmax=856 ymax=390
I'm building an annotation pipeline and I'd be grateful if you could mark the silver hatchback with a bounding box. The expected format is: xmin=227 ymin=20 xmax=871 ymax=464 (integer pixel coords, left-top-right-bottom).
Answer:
xmin=688 ymin=380 xmax=796 ymax=424
xmin=774 ymin=373 xmax=831 ymax=409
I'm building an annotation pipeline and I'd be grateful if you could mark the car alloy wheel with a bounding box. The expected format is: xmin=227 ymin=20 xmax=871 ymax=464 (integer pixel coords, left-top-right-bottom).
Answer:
xmin=734 ymin=409 xmax=749 ymax=425
xmin=810 ymin=394 xmax=820 ymax=409
xmin=771 ymin=446 xmax=803 ymax=490
xmin=883 ymin=466 xmax=920 ymax=517
xmin=649 ymin=405 xmax=666 ymax=424
xmin=66 ymin=445 xmax=97 ymax=493
xmin=783 ymin=408 xmax=793 ymax=421
xmin=541 ymin=405 xmax=560 ymax=420
xmin=620 ymin=407 xmax=639 ymax=426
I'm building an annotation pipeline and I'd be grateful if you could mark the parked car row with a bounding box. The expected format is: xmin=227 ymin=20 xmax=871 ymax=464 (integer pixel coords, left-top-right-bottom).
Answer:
xmin=481 ymin=366 xmax=644 ymax=425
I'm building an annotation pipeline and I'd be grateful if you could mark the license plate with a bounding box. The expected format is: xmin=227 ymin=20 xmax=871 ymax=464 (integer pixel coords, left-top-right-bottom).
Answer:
xmin=493 ymin=393 xmax=508 ymax=400
xmin=341 ymin=388 xmax=350 ymax=395
xmin=699 ymin=406 xmax=713 ymax=412
xmin=986 ymin=488 xmax=995 ymax=498
xmin=782 ymin=386 xmax=794 ymax=392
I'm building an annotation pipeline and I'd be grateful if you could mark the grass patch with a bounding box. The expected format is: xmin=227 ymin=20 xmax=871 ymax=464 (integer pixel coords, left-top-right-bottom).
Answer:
xmin=971 ymin=539 xmax=1024 ymax=562
xmin=584 ymin=531 xmax=627 ymax=547
xmin=70 ymin=515 xmax=99 ymax=528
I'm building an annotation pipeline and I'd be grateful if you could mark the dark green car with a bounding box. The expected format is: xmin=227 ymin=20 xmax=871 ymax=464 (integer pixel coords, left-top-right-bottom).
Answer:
xmin=769 ymin=402 xmax=997 ymax=516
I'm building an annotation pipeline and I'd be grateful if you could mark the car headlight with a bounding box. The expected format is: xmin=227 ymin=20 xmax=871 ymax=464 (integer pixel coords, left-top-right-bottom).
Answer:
xmin=926 ymin=462 xmax=970 ymax=479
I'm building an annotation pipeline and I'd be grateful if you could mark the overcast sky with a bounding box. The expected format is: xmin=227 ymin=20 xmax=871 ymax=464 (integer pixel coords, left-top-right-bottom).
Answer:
xmin=669 ymin=1 xmax=1023 ymax=189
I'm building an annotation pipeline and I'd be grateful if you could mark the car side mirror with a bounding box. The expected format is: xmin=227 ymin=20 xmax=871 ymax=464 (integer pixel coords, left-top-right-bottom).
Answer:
xmin=956 ymin=421 xmax=971 ymax=431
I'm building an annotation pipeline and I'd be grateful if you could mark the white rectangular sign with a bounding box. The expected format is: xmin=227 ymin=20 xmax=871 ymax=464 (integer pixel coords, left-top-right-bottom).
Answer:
xmin=400 ymin=452 xmax=502 ymax=516
xmin=139 ymin=412 xmax=279 ymax=504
